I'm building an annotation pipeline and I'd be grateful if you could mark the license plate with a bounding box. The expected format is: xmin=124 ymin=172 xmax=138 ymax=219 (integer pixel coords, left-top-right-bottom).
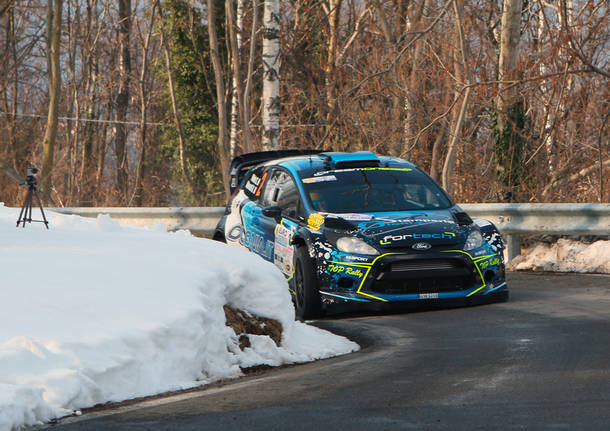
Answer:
xmin=419 ymin=293 xmax=439 ymax=299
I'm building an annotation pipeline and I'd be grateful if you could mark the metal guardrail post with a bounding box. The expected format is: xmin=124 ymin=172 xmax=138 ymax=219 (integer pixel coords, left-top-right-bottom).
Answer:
xmin=505 ymin=234 xmax=521 ymax=261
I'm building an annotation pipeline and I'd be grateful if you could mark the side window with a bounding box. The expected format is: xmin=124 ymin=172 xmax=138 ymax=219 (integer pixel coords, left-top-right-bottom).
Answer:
xmin=276 ymin=174 xmax=299 ymax=217
xmin=261 ymin=170 xmax=300 ymax=218
xmin=243 ymin=167 xmax=268 ymax=201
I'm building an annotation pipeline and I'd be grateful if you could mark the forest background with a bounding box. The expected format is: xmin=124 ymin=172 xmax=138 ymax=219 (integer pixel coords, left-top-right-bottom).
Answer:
xmin=0 ymin=0 xmax=608 ymax=208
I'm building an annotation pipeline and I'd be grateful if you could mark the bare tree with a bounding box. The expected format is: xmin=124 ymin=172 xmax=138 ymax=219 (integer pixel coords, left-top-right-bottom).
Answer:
xmin=496 ymin=0 xmax=524 ymax=132
xmin=324 ymin=0 xmax=341 ymax=124
xmin=157 ymin=1 xmax=201 ymax=204
xmin=205 ymin=0 xmax=231 ymax=195
xmin=131 ymin=0 xmax=156 ymax=206
xmin=441 ymin=0 xmax=472 ymax=196
xmin=261 ymin=0 xmax=280 ymax=149
xmin=41 ymin=0 xmax=63 ymax=204
xmin=115 ymin=0 xmax=132 ymax=201
xmin=242 ymin=0 xmax=258 ymax=154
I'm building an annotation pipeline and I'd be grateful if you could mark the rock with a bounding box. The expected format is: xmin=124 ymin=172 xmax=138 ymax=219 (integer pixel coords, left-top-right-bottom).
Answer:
xmin=223 ymin=305 xmax=283 ymax=350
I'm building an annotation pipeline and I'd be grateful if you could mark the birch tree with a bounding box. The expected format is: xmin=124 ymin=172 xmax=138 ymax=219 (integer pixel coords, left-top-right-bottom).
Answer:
xmin=229 ymin=0 xmax=244 ymax=158
xmin=261 ymin=0 xmax=280 ymax=149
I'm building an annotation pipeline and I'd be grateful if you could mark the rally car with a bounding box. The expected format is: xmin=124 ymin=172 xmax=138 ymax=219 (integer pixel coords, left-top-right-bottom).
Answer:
xmin=214 ymin=150 xmax=508 ymax=319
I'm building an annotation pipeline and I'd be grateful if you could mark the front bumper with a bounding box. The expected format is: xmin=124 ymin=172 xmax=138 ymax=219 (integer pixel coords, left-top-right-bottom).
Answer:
xmin=319 ymin=250 xmax=507 ymax=306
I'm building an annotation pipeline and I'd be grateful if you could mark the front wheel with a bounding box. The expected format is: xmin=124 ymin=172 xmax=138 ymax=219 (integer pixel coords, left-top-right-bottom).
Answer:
xmin=293 ymin=246 xmax=322 ymax=320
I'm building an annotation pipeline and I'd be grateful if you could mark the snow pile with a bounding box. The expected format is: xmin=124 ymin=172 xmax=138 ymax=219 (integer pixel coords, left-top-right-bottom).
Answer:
xmin=510 ymin=238 xmax=610 ymax=273
xmin=0 ymin=204 xmax=358 ymax=431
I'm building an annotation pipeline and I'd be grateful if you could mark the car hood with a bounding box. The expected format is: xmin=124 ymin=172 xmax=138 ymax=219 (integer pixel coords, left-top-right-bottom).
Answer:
xmin=323 ymin=211 xmax=467 ymax=249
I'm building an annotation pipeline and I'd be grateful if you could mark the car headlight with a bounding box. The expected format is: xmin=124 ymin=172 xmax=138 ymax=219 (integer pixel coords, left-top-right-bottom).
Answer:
xmin=336 ymin=237 xmax=379 ymax=255
xmin=464 ymin=229 xmax=484 ymax=251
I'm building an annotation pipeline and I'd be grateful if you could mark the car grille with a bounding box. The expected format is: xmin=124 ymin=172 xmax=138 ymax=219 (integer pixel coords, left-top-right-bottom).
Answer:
xmin=370 ymin=276 xmax=472 ymax=295
xmin=367 ymin=257 xmax=475 ymax=295
xmin=391 ymin=259 xmax=459 ymax=272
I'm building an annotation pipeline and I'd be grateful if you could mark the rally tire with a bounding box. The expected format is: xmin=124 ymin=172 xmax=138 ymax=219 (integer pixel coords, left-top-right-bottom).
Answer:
xmin=293 ymin=246 xmax=322 ymax=320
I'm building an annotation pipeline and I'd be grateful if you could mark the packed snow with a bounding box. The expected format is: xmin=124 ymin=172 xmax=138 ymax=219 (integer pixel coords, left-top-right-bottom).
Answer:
xmin=0 ymin=204 xmax=358 ymax=431
xmin=509 ymin=238 xmax=610 ymax=273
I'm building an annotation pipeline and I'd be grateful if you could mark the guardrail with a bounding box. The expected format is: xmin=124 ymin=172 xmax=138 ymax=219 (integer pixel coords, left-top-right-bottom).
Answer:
xmin=50 ymin=207 xmax=225 ymax=236
xmin=50 ymin=204 xmax=609 ymax=261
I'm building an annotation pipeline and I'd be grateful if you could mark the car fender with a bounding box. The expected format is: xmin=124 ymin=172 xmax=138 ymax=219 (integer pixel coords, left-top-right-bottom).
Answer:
xmin=224 ymin=190 xmax=251 ymax=250
xmin=474 ymin=219 xmax=505 ymax=253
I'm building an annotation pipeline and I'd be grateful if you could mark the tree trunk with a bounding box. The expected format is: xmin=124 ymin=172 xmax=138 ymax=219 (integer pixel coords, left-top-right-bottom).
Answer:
xmin=402 ymin=0 xmax=428 ymax=159
xmin=229 ymin=0 xmax=243 ymax=158
xmin=131 ymin=1 xmax=156 ymax=207
xmin=242 ymin=0 xmax=258 ymax=154
xmin=537 ymin=4 xmax=555 ymax=174
xmin=79 ymin=0 xmax=99 ymax=206
xmin=41 ymin=0 xmax=62 ymax=204
xmin=261 ymin=0 xmax=280 ymax=149
xmin=115 ymin=0 xmax=131 ymax=202
xmin=325 ymin=0 xmax=341 ymax=125
xmin=227 ymin=0 xmax=248 ymax=158
xmin=496 ymin=0 xmax=523 ymax=132
xmin=205 ymin=0 xmax=231 ymax=196
xmin=158 ymin=2 xmax=201 ymax=204
xmin=441 ymin=0 xmax=472 ymax=197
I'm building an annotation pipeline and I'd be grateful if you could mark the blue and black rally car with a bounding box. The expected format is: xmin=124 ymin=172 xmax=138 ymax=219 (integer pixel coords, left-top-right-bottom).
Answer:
xmin=214 ymin=150 xmax=508 ymax=319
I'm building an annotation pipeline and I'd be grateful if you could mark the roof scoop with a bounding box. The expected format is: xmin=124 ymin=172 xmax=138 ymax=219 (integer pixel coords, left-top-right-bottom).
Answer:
xmin=320 ymin=152 xmax=381 ymax=169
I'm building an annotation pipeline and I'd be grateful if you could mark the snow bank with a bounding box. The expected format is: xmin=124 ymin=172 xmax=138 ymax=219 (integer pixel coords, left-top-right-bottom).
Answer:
xmin=509 ymin=238 xmax=610 ymax=273
xmin=0 ymin=204 xmax=358 ymax=431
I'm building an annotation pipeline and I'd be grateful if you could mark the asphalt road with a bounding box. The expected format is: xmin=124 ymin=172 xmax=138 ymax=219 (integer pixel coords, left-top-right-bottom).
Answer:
xmin=44 ymin=272 xmax=610 ymax=431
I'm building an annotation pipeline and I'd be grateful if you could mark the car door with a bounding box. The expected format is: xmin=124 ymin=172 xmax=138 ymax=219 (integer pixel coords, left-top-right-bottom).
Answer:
xmin=270 ymin=171 xmax=301 ymax=277
xmin=239 ymin=167 xmax=274 ymax=261
xmin=256 ymin=169 xmax=301 ymax=275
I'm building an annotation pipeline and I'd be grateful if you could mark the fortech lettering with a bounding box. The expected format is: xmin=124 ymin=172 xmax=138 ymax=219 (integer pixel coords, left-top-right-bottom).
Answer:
xmin=380 ymin=232 xmax=456 ymax=245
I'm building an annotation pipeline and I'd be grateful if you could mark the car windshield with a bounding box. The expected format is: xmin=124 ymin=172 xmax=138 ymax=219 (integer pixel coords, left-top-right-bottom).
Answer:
xmin=301 ymin=168 xmax=452 ymax=213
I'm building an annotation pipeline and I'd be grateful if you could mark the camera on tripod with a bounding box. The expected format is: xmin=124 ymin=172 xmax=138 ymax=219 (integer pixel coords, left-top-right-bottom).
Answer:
xmin=16 ymin=166 xmax=48 ymax=229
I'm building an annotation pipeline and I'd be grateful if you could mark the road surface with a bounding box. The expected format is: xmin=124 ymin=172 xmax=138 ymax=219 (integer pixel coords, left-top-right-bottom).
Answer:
xmin=43 ymin=272 xmax=610 ymax=430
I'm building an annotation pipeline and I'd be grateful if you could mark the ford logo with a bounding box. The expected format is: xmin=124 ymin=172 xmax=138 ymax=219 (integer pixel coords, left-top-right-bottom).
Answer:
xmin=412 ymin=242 xmax=431 ymax=250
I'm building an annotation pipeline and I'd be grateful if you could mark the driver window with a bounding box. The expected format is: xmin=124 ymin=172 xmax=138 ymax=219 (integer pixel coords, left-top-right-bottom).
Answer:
xmin=261 ymin=170 xmax=300 ymax=218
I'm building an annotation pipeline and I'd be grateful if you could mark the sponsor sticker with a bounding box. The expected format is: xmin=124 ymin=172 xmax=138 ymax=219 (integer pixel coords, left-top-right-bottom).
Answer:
xmin=322 ymin=212 xmax=374 ymax=222
xmin=302 ymin=175 xmax=337 ymax=184
xmin=227 ymin=225 xmax=243 ymax=241
xmin=328 ymin=264 xmax=365 ymax=278
xmin=307 ymin=213 xmax=325 ymax=230
xmin=274 ymin=224 xmax=295 ymax=276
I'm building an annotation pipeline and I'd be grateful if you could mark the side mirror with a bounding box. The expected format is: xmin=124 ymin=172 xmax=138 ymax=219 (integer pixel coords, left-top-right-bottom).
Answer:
xmin=262 ymin=205 xmax=283 ymax=223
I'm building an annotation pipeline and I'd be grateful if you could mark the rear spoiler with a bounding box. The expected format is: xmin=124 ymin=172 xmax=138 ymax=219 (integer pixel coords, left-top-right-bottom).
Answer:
xmin=229 ymin=149 xmax=323 ymax=193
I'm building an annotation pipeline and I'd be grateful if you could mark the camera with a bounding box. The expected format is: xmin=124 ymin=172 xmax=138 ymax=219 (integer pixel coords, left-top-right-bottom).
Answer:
xmin=24 ymin=167 xmax=38 ymax=186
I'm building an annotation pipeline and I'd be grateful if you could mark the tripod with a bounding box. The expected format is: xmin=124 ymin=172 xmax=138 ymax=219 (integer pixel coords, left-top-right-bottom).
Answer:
xmin=16 ymin=182 xmax=49 ymax=229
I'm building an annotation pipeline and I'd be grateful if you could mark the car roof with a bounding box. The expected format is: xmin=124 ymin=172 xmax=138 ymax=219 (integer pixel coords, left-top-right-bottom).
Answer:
xmin=266 ymin=152 xmax=418 ymax=178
